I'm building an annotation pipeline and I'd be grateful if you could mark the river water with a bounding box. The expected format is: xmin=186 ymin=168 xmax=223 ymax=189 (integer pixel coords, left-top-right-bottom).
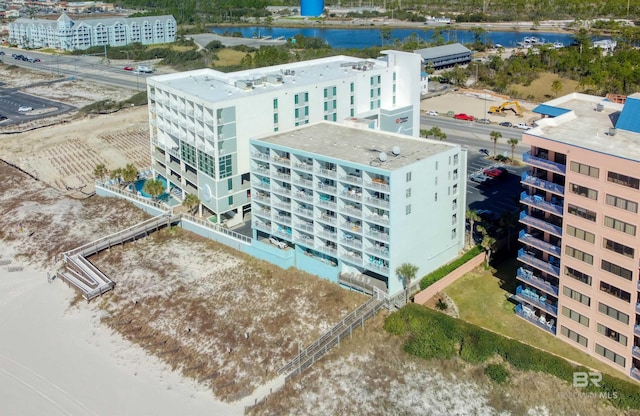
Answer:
xmin=210 ymin=26 xmax=592 ymax=49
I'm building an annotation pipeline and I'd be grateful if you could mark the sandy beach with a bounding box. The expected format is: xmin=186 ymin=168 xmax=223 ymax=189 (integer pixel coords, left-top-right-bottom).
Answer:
xmin=0 ymin=245 xmax=243 ymax=416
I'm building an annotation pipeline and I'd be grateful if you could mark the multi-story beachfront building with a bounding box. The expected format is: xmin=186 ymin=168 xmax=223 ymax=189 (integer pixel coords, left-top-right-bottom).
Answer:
xmin=516 ymin=92 xmax=640 ymax=380
xmin=8 ymin=13 xmax=176 ymax=50
xmin=249 ymin=122 xmax=466 ymax=295
xmin=147 ymin=51 xmax=422 ymax=223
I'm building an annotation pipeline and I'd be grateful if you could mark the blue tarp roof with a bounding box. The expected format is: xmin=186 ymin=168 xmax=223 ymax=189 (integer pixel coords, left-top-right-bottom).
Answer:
xmin=616 ymin=96 xmax=640 ymax=134
xmin=532 ymin=104 xmax=571 ymax=117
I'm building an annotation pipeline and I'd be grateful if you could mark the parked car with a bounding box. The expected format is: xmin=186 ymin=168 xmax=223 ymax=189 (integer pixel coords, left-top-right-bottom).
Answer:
xmin=470 ymin=173 xmax=491 ymax=183
xmin=269 ymin=236 xmax=287 ymax=249
xmin=476 ymin=118 xmax=491 ymax=124
xmin=124 ymin=66 xmax=134 ymax=71
xmin=425 ymin=110 xmax=438 ymax=116
xmin=483 ymin=167 xmax=506 ymax=178
xmin=454 ymin=113 xmax=474 ymax=121
xmin=18 ymin=106 xmax=33 ymax=112
xmin=514 ymin=122 xmax=531 ymax=130
xmin=499 ymin=121 xmax=513 ymax=127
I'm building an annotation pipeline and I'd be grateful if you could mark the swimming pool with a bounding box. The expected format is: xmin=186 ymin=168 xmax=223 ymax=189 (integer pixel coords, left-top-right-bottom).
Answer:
xmin=133 ymin=176 xmax=180 ymax=206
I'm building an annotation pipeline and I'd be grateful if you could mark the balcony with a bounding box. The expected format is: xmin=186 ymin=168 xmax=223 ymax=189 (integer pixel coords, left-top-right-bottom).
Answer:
xmin=516 ymin=267 xmax=559 ymax=296
xmin=633 ymin=346 xmax=640 ymax=360
xmin=295 ymin=207 xmax=313 ymax=218
xmin=317 ymin=198 xmax=337 ymax=209
xmin=317 ymin=184 xmax=337 ymax=194
xmin=271 ymin=155 xmax=290 ymax=166
xmin=519 ymin=211 xmax=562 ymax=237
xmin=274 ymin=172 xmax=291 ymax=182
xmin=368 ymin=246 xmax=390 ymax=258
xmin=274 ymin=215 xmax=292 ymax=225
xmin=341 ymin=190 xmax=363 ymax=202
xmin=515 ymin=304 xmax=556 ymax=335
xmin=253 ymin=166 xmax=270 ymax=176
xmin=515 ymin=285 xmax=558 ymax=316
xmin=367 ymin=257 xmax=389 ymax=275
xmin=253 ymin=221 xmax=272 ymax=233
xmin=297 ymin=222 xmax=314 ymax=233
xmin=637 ymin=303 xmax=640 ymax=314
xmin=293 ymin=190 xmax=313 ymax=202
xmin=368 ymin=229 xmax=390 ymax=242
xmin=294 ymin=233 xmax=314 ymax=246
xmin=251 ymin=152 xmax=270 ymax=161
xmin=367 ymin=179 xmax=390 ymax=192
xmin=254 ymin=178 xmax=271 ymax=191
xmin=518 ymin=230 xmax=561 ymax=257
xmin=517 ymin=248 xmax=560 ymax=277
xmin=183 ymin=170 xmax=197 ymax=184
xmin=253 ymin=208 xmax=271 ymax=219
xmin=343 ymin=250 xmax=363 ymax=263
xmin=317 ymin=214 xmax=337 ymax=226
xmin=272 ymin=200 xmax=290 ymax=210
xmin=293 ymin=162 xmax=313 ymax=172
xmin=293 ymin=178 xmax=313 ymax=188
xmin=521 ymin=172 xmax=565 ymax=196
xmin=253 ymin=192 xmax=270 ymax=203
xmin=523 ymin=151 xmax=566 ymax=175
xmin=316 ymin=168 xmax=337 ymax=178
xmin=341 ymin=174 xmax=362 ymax=185
xmin=366 ymin=197 xmax=390 ymax=208
xmin=341 ymin=236 xmax=363 ymax=249
xmin=631 ymin=367 xmax=640 ymax=382
xmin=342 ymin=205 xmax=362 ymax=217
xmin=152 ymin=147 xmax=166 ymax=161
xmin=341 ymin=222 xmax=362 ymax=234
xmin=318 ymin=230 xmax=337 ymax=240
xmin=520 ymin=191 xmax=563 ymax=217
xmin=272 ymin=187 xmax=291 ymax=197
xmin=318 ymin=245 xmax=338 ymax=256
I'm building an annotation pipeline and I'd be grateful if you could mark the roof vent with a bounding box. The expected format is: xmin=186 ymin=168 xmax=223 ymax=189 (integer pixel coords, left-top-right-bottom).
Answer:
xmin=378 ymin=152 xmax=387 ymax=162
xmin=392 ymin=146 xmax=400 ymax=156
xmin=609 ymin=127 xmax=617 ymax=136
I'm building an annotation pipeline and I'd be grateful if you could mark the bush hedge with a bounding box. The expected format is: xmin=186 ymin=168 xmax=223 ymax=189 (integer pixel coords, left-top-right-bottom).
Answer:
xmin=419 ymin=245 xmax=483 ymax=290
xmin=485 ymin=364 xmax=510 ymax=384
xmin=384 ymin=304 xmax=640 ymax=410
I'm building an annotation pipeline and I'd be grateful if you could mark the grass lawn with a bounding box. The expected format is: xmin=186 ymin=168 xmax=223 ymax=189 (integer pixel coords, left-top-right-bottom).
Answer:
xmin=511 ymin=72 xmax=581 ymax=102
xmin=445 ymin=255 xmax=623 ymax=378
xmin=214 ymin=49 xmax=247 ymax=67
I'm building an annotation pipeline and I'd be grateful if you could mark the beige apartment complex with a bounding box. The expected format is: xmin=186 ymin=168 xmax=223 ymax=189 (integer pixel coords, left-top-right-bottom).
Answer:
xmin=516 ymin=92 xmax=640 ymax=381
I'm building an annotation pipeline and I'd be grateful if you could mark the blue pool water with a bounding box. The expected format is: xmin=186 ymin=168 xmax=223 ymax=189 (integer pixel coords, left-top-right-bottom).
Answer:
xmin=133 ymin=175 xmax=180 ymax=206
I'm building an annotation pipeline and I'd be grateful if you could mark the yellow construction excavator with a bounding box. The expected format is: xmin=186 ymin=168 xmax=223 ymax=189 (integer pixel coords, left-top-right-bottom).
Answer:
xmin=488 ymin=101 xmax=523 ymax=117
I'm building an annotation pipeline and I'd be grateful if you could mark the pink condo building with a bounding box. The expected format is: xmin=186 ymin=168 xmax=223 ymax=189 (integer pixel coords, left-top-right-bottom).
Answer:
xmin=516 ymin=92 xmax=640 ymax=381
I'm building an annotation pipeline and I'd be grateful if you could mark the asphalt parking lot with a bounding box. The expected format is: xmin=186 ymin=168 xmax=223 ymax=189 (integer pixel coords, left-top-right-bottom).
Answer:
xmin=0 ymin=80 xmax=76 ymax=126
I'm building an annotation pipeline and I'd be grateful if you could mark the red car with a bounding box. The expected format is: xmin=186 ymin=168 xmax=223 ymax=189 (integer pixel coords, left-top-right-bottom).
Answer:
xmin=483 ymin=167 xmax=508 ymax=178
xmin=454 ymin=113 xmax=474 ymax=121
xmin=124 ymin=66 xmax=134 ymax=71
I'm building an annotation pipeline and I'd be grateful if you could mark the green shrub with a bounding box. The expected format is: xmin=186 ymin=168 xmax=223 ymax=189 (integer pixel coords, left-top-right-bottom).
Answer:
xmin=459 ymin=327 xmax=498 ymax=364
xmin=383 ymin=311 xmax=408 ymax=336
xmin=419 ymin=245 xmax=483 ymax=290
xmin=485 ymin=363 xmax=509 ymax=384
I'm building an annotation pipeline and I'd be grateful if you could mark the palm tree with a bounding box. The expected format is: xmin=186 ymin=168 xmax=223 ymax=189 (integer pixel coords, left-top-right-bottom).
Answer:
xmin=121 ymin=163 xmax=138 ymax=189
xmin=182 ymin=193 xmax=200 ymax=215
xmin=507 ymin=138 xmax=519 ymax=162
xmin=481 ymin=234 xmax=497 ymax=267
xmin=93 ymin=163 xmax=108 ymax=183
xmin=466 ymin=209 xmax=481 ymax=248
xmin=551 ymin=79 xmax=563 ymax=97
xmin=489 ymin=131 xmax=502 ymax=158
xmin=109 ymin=167 xmax=123 ymax=186
xmin=424 ymin=126 xmax=447 ymax=140
xmin=143 ymin=178 xmax=165 ymax=201
xmin=396 ymin=262 xmax=419 ymax=305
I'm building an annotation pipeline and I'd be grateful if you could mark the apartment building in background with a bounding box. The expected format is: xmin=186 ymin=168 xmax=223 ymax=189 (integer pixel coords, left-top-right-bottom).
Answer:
xmin=146 ymin=51 xmax=422 ymax=224
xmin=249 ymin=122 xmax=467 ymax=295
xmin=8 ymin=13 xmax=176 ymax=50
xmin=516 ymin=92 xmax=640 ymax=380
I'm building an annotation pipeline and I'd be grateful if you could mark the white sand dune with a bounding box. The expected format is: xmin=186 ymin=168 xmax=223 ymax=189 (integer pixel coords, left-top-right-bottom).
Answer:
xmin=0 ymin=257 xmax=243 ymax=416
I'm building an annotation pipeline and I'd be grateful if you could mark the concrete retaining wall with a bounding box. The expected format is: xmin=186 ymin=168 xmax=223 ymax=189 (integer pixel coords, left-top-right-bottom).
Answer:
xmin=413 ymin=252 xmax=486 ymax=305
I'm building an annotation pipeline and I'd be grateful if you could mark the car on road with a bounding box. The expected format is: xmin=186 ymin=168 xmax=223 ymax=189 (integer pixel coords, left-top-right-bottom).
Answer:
xmin=124 ymin=66 xmax=134 ymax=71
xmin=499 ymin=121 xmax=513 ymax=127
xmin=425 ymin=110 xmax=438 ymax=116
xmin=483 ymin=167 xmax=507 ymax=178
xmin=269 ymin=236 xmax=288 ymax=249
xmin=514 ymin=122 xmax=531 ymax=130
xmin=476 ymin=118 xmax=491 ymax=124
xmin=454 ymin=113 xmax=474 ymax=121
xmin=479 ymin=148 xmax=489 ymax=156
xmin=18 ymin=106 xmax=33 ymax=112
xmin=470 ymin=173 xmax=492 ymax=184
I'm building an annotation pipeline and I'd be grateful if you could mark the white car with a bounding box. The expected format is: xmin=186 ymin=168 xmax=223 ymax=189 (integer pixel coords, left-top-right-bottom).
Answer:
xmin=469 ymin=173 xmax=492 ymax=184
xmin=425 ymin=110 xmax=438 ymax=116
xmin=514 ymin=123 xmax=531 ymax=130
xmin=18 ymin=106 xmax=32 ymax=112
xmin=269 ymin=236 xmax=287 ymax=249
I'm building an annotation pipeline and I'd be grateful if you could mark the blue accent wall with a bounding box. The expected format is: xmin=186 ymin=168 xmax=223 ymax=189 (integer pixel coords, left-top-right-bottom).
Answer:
xmin=295 ymin=245 xmax=339 ymax=281
xmin=244 ymin=240 xmax=296 ymax=269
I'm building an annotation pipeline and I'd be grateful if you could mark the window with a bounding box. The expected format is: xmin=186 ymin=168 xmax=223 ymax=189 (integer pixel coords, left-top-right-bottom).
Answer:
xmin=595 ymin=344 xmax=626 ymax=368
xmin=570 ymin=183 xmax=598 ymax=200
xmin=604 ymin=216 xmax=636 ymax=236
xmin=566 ymin=225 xmax=595 ymax=243
xmin=565 ymin=266 xmax=592 ymax=286
xmin=406 ymin=204 xmax=412 ymax=215
xmin=453 ymin=184 xmax=458 ymax=194
xmin=227 ymin=178 xmax=233 ymax=191
xmin=451 ymin=228 xmax=457 ymax=239
xmin=601 ymin=260 xmax=633 ymax=281
xmin=333 ymin=86 xmax=336 ymax=95
xmin=273 ymin=113 xmax=278 ymax=124
xmin=607 ymin=171 xmax=640 ymax=189
xmin=273 ymin=98 xmax=278 ymax=109
xmin=406 ymin=188 xmax=412 ymax=198
xmin=603 ymin=238 xmax=634 ymax=258
xmin=452 ymin=213 xmax=457 ymax=225
xmin=228 ymin=195 xmax=233 ymax=205
xmin=560 ymin=326 xmax=588 ymax=347
xmin=350 ymin=82 xmax=354 ymax=92
xmin=600 ymin=281 xmax=631 ymax=302
xmin=598 ymin=302 xmax=629 ymax=324
xmin=406 ymin=172 xmax=412 ymax=182
xmin=323 ymin=88 xmax=328 ymax=98
xmin=563 ymin=286 xmax=591 ymax=306
xmin=435 ymin=161 xmax=439 ymax=170
xmin=453 ymin=154 xmax=459 ymax=165
xmin=294 ymin=95 xmax=299 ymax=105
xmin=567 ymin=204 xmax=596 ymax=221
xmin=565 ymin=246 xmax=593 ymax=265
xmin=295 ymin=108 xmax=299 ymax=118
xmin=597 ymin=323 xmax=627 ymax=346
xmin=452 ymin=199 xmax=458 ymax=211
xmin=605 ymin=194 xmax=638 ymax=213
xmin=570 ymin=161 xmax=599 ymax=178
xmin=218 ymin=154 xmax=233 ymax=179
xmin=562 ymin=306 xmax=590 ymax=327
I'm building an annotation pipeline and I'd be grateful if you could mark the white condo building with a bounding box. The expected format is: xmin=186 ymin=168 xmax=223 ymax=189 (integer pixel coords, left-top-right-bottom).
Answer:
xmin=249 ymin=122 xmax=467 ymax=295
xmin=9 ymin=13 xmax=176 ymax=50
xmin=147 ymin=51 xmax=422 ymax=223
